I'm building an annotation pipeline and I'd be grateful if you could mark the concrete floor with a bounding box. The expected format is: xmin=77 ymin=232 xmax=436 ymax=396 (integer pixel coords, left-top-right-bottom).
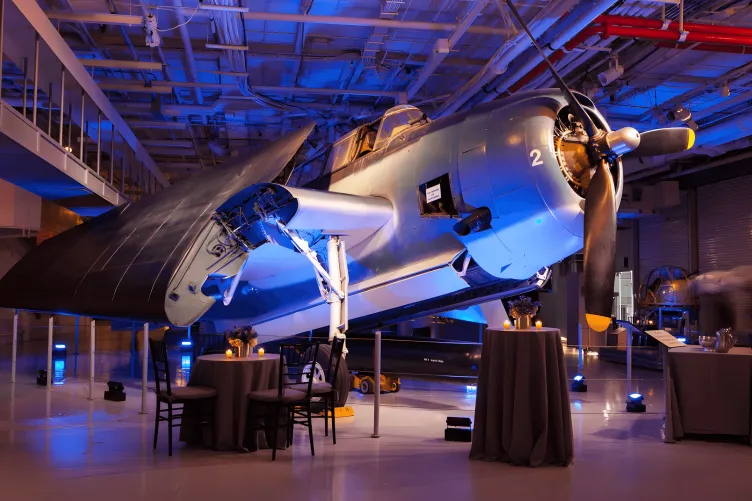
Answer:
xmin=1 ymin=344 xmax=751 ymax=501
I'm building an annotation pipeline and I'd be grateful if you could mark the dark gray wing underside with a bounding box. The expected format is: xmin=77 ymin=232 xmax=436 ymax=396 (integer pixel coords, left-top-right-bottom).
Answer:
xmin=0 ymin=124 xmax=314 ymax=323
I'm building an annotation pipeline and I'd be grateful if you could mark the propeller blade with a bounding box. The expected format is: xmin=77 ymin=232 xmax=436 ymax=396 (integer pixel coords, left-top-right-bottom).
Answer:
xmin=583 ymin=159 xmax=617 ymax=332
xmin=625 ymin=127 xmax=695 ymax=158
xmin=504 ymin=0 xmax=597 ymax=136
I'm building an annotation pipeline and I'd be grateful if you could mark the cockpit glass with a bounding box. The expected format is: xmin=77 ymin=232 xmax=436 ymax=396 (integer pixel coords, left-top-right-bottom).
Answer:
xmin=374 ymin=105 xmax=425 ymax=150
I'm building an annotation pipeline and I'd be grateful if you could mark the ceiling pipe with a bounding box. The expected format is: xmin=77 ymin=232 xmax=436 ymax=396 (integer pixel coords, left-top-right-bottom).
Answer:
xmin=44 ymin=10 xmax=511 ymax=36
xmin=491 ymin=14 xmax=752 ymax=105
xmin=435 ymin=0 xmax=578 ymax=117
xmin=405 ymin=0 xmax=491 ymax=100
xmin=657 ymin=42 xmax=752 ymax=54
xmin=169 ymin=0 xmax=204 ymax=105
xmin=472 ymin=0 xmax=618 ymax=106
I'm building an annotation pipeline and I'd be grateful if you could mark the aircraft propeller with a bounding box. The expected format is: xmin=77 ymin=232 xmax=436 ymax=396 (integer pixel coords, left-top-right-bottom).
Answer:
xmin=504 ymin=1 xmax=695 ymax=331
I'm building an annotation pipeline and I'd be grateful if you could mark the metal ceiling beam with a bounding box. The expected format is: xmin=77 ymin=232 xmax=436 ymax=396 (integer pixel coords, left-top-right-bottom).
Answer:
xmin=46 ymin=11 xmax=143 ymax=25
xmin=99 ymin=80 xmax=402 ymax=98
xmin=79 ymin=58 xmax=163 ymax=71
xmin=406 ymin=0 xmax=490 ymax=99
xmin=129 ymin=120 xmax=187 ymax=130
xmin=140 ymin=140 xmax=195 ymax=148
xmin=13 ymin=0 xmax=168 ymax=186
xmin=98 ymin=82 xmax=174 ymax=94
xmin=171 ymin=0 xmax=203 ymax=105
xmin=45 ymin=10 xmax=510 ymax=36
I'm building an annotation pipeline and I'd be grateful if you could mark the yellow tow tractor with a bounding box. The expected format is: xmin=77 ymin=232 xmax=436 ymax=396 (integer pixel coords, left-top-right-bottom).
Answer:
xmin=351 ymin=373 xmax=401 ymax=394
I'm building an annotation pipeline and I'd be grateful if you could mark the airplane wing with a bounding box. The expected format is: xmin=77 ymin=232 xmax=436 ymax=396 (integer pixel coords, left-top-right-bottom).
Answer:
xmin=0 ymin=124 xmax=315 ymax=323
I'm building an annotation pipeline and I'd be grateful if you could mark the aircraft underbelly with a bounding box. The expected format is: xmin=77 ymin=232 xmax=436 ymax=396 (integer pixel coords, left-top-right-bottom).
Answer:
xmin=210 ymin=251 xmax=468 ymax=339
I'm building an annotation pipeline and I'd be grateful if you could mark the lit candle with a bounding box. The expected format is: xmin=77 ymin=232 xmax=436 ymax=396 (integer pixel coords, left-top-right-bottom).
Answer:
xmin=535 ymin=320 xmax=543 ymax=329
xmin=258 ymin=347 xmax=265 ymax=357
xmin=225 ymin=349 xmax=233 ymax=359
xmin=503 ymin=320 xmax=511 ymax=329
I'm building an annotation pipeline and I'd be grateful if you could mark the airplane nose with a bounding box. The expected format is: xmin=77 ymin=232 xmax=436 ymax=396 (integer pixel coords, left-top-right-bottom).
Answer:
xmin=454 ymin=98 xmax=619 ymax=280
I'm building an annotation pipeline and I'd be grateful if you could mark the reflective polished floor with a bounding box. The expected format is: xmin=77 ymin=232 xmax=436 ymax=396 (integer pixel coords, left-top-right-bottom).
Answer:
xmin=1 ymin=345 xmax=751 ymax=501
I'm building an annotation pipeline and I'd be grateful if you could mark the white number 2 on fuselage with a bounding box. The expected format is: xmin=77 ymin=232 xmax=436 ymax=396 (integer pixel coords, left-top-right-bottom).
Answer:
xmin=529 ymin=149 xmax=543 ymax=166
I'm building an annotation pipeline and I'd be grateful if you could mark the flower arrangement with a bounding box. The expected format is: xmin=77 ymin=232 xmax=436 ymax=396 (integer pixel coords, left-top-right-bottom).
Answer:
xmin=227 ymin=326 xmax=258 ymax=355
xmin=507 ymin=296 xmax=541 ymax=319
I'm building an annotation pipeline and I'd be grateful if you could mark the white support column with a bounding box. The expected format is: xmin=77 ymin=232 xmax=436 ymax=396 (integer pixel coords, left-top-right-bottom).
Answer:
xmin=46 ymin=316 xmax=53 ymax=389
xmin=141 ymin=323 xmax=149 ymax=414
xmin=327 ymin=237 xmax=342 ymax=342
xmin=10 ymin=309 xmax=18 ymax=383
xmin=372 ymin=330 xmax=381 ymax=439
xmin=88 ymin=320 xmax=95 ymax=400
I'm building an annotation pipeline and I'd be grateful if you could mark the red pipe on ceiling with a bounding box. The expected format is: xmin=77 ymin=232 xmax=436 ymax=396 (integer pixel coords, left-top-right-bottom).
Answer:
xmin=596 ymin=15 xmax=752 ymax=38
xmin=506 ymin=16 xmax=752 ymax=94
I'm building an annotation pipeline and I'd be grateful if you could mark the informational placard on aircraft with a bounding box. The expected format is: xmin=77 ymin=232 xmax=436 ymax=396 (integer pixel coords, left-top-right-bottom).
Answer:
xmin=426 ymin=184 xmax=442 ymax=203
xmin=645 ymin=330 xmax=687 ymax=348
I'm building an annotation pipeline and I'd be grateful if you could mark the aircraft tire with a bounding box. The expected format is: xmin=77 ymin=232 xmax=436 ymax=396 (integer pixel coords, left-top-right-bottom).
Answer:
xmin=308 ymin=343 xmax=350 ymax=408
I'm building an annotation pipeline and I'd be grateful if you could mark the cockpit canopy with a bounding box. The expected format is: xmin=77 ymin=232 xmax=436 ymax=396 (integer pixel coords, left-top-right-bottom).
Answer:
xmin=288 ymin=105 xmax=428 ymax=186
xmin=374 ymin=105 xmax=425 ymax=150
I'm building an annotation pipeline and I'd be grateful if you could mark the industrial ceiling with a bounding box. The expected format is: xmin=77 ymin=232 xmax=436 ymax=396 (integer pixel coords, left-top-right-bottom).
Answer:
xmin=35 ymin=0 xmax=752 ymax=184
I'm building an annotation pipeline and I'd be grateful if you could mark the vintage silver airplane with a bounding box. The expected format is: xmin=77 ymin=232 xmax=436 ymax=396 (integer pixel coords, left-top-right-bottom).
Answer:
xmin=0 ymin=3 xmax=695 ymax=350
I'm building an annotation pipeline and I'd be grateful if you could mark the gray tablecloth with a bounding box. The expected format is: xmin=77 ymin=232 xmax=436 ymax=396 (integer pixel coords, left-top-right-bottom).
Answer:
xmin=179 ymin=354 xmax=281 ymax=451
xmin=470 ymin=327 xmax=573 ymax=467
xmin=668 ymin=346 xmax=752 ymax=442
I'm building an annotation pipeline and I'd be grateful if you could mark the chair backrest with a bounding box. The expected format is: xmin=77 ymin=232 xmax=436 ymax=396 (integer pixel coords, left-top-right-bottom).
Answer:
xmin=278 ymin=342 xmax=320 ymax=398
xmin=327 ymin=337 xmax=346 ymax=388
xmin=149 ymin=339 xmax=172 ymax=396
xmin=192 ymin=333 xmax=226 ymax=360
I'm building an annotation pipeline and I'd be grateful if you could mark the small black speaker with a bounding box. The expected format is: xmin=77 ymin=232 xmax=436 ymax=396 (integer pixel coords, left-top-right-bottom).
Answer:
xmin=445 ymin=416 xmax=472 ymax=442
xmin=104 ymin=381 xmax=126 ymax=402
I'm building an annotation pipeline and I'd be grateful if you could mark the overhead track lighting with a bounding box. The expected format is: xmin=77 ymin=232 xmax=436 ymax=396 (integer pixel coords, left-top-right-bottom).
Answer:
xmin=597 ymin=56 xmax=624 ymax=86
xmin=667 ymin=104 xmax=699 ymax=131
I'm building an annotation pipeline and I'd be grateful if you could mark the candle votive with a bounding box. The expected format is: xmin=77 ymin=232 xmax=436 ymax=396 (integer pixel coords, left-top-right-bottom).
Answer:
xmin=535 ymin=320 xmax=543 ymax=329
xmin=503 ymin=320 xmax=511 ymax=329
xmin=258 ymin=347 xmax=265 ymax=357
xmin=225 ymin=349 xmax=233 ymax=359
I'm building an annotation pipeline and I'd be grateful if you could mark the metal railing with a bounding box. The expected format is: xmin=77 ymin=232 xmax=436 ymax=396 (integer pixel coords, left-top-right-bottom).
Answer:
xmin=0 ymin=0 xmax=165 ymax=203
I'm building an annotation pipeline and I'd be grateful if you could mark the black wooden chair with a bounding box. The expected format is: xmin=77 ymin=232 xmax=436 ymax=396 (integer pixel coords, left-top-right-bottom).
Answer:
xmin=248 ymin=342 xmax=320 ymax=461
xmin=191 ymin=333 xmax=227 ymax=361
xmin=290 ymin=337 xmax=346 ymax=444
xmin=149 ymin=339 xmax=217 ymax=456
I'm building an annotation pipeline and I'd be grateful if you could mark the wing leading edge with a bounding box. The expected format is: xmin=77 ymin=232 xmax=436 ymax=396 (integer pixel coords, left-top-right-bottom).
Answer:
xmin=0 ymin=124 xmax=315 ymax=323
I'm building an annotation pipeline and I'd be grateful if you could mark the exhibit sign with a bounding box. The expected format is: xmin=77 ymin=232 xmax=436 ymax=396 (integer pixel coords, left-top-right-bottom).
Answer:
xmin=426 ymin=183 xmax=442 ymax=203
xmin=645 ymin=329 xmax=687 ymax=348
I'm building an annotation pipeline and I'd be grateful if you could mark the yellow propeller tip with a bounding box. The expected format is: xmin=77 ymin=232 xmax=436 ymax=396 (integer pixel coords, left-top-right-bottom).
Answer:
xmin=687 ymin=128 xmax=695 ymax=150
xmin=586 ymin=313 xmax=611 ymax=332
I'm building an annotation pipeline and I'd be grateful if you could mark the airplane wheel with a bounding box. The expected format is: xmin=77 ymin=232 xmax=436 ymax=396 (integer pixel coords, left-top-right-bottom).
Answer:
xmin=304 ymin=343 xmax=350 ymax=408
xmin=360 ymin=378 xmax=374 ymax=395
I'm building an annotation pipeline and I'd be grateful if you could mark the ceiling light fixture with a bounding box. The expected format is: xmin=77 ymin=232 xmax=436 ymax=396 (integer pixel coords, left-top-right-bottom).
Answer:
xmin=206 ymin=43 xmax=248 ymax=51
xmin=720 ymin=81 xmax=731 ymax=97
xmin=667 ymin=104 xmax=699 ymax=131
xmin=597 ymin=56 xmax=624 ymax=86
xmin=143 ymin=13 xmax=160 ymax=48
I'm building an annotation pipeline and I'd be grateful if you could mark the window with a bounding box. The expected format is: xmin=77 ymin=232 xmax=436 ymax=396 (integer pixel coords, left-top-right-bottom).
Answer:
xmin=374 ymin=105 xmax=426 ymax=150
